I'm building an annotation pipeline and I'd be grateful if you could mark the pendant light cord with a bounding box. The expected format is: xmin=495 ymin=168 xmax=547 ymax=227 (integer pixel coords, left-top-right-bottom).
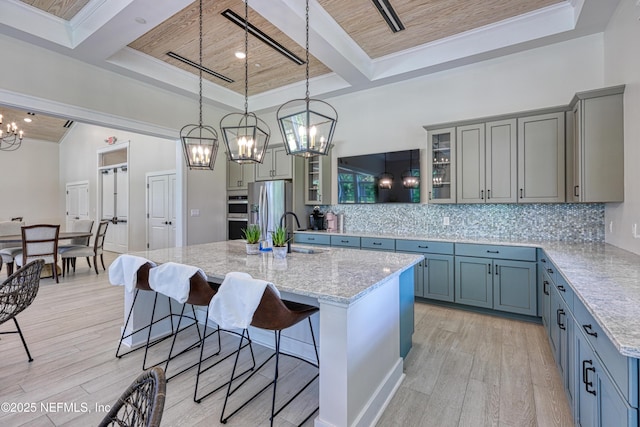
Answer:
xmin=244 ymin=0 xmax=249 ymax=115
xmin=305 ymin=0 xmax=310 ymax=101
xmin=198 ymin=0 xmax=203 ymax=128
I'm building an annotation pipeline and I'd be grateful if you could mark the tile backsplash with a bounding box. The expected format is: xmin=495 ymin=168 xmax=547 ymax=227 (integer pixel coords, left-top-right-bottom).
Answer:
xmin=314 ymin=203 xmax=604 ymax=242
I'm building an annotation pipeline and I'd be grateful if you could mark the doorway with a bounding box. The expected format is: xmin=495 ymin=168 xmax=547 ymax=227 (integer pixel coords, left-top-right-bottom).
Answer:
xmin=146 ymin=171 xmax=176 ymax=250
xmin=99 ymin=145 xmax=129 ymax=253
xmin=65 ymin=181 xmax=89 ymax=229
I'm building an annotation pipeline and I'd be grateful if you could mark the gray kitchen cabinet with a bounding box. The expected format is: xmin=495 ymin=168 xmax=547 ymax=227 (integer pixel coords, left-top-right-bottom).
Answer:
xmin=361 ymin=237 xmax=395 ymax=251
xmin=227 ymin=161 xmax=255 ymax=190
xmin=550 ymin=283 xmax=575 ymax=411
xmin=517 ymin=112 xmax=565 ymax=203
xmin=396 ymin=239 xmax=454 ymax=301
xmin=255 ymin=145 xmax=293 ymax=181
xmin=567 ymin=86 xmax=625 ymax=203
xmin=455 ymin=244 xmax=537 ymax=315
xmin=539 ymin=255 xmax=552 ymax=334
xmin=576 ymin=324 xmax=638 ymax=427
xmin=330 ymin=235 xmax=360 ymax=248
xmin=426 ymin=127 xmax=456 ymax=203
xmin=456 ymin=119 xmax=517 ymax=204
xmin=305 ymin=154 xmax=332 ymax=205
xmin=293 ymin=233 xmax=330 ymax=245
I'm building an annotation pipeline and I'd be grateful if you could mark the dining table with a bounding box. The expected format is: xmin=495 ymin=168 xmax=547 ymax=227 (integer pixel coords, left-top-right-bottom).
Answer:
xmin=0 ymin=231 xmax=93 ymax=244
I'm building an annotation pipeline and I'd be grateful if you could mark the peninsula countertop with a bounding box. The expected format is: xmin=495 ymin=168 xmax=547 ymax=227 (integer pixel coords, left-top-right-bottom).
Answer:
xmin=295 ymin=230 xmax=640 ymax=358
xmin=130 ymin=240 xmax=422 ymax=305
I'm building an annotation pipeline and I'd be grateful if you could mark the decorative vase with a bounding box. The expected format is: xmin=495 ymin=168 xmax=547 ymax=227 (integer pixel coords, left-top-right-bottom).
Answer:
xmin=246 ymin=243 xmax=260 ymax=255
xmin=272 ymin=246 xmax=287 ymax=259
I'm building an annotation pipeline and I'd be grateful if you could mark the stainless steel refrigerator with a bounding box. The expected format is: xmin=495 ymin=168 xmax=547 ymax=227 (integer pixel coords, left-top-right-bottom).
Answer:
xmin=248 ymin=180 xmax=293 ymax=246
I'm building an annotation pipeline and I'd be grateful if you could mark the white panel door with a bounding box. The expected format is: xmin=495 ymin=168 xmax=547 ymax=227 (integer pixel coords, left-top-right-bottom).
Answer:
xmin=147 ymin=173 xmax=176 ymax=250
xmin=65 ymin=182 xmax=89 ymax=229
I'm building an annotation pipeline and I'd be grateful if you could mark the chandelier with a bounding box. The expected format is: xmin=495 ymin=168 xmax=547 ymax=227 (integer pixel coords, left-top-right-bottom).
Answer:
xmin=220 ymin=0 xmax=270 ymax=164
xmin=180 ymin=0 xmax=219 ymax=170
xmin=277 ymin=0 xmax=337 ymax=158
xmin=0 ymin=114 xmax=24 ymax=151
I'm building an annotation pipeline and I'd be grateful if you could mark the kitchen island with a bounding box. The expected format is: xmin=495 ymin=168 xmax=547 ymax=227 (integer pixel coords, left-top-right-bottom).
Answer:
xmin=127 ymin=240 xmax=422 ymax=427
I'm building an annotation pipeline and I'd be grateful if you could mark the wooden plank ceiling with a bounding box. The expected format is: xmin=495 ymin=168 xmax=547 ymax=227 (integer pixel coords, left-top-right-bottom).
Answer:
xmin=0 ymin=107 xmax=71 ymax=143
xmin=20 ymin=0 xmax=90 ymax=21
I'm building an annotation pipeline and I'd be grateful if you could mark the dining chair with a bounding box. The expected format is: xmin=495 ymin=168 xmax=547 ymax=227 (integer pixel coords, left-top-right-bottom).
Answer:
xmin=58 ymin=219 xmax=94 ymax=273
xmin=60 ymin=220 xmax=109 ymax=276
xmin=15 ymin=224 xmax=60 ymax=283
xmin=98 ymin=366 xmax=166 ymax=427
xmin=0 ymin=259 xmax=45 ymax=362
xmin=0 ymin=220 xmax=25 ymax=276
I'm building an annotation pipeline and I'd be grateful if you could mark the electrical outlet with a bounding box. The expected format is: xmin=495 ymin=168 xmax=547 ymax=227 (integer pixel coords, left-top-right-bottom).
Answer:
xmin=609 ymin=221 xmax=613 ymax=233
xmin=190 ymin=209 xmax=200 ymax=217
xmin=443 ymin=216 xmax=450 ymax=226
xmin=633 ymin=223 xmax=640 ymax=239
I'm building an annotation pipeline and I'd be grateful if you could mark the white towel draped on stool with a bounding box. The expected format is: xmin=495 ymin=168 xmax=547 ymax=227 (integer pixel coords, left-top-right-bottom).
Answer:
xmin=149 ymin=262 xmax=206 ymax=303
xmin=109 ymin=254 xmax=156 ymax=292
xmin=208 ymin=271 xmax=280 ymax=330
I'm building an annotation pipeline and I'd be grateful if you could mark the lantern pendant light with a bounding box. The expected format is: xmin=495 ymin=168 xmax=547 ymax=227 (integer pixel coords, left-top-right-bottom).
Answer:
xmin=180 ymin=0 xmax=219 ymax=170
xmin=402 ymin=150 xmax=420 ymax=189
xmin=379 ymin=153 xmax=394 ymax=189
xmin=277 ymin=0 xmax=337 ymax=158
xmin=221 ymin=0 xmax=270 ymax=164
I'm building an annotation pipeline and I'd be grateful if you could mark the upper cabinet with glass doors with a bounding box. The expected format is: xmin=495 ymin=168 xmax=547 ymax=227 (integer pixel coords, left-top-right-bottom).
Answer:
xmin=426 ymin=127 xmax=456 ymax=203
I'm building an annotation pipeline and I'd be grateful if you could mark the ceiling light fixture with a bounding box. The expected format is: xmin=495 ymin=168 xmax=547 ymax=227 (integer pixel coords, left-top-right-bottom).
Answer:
xmin=221 ymin=9 xmax=305 ymax=65
xmin=179 ymin=0 xmax=219 ymax=170
xmin=371 ymin=0 xmax=405 ymax=33
xmin=276 ymin=0 xmax=338 ymax=158
xmin=220 ymin=0 xmax=270 ymax=164
xmin=0 ymin=114 xmax=24 ymax=151
xmin=379 ymin=153 xmax=393 ymax=189
xmin=167 ymin=51 xmax=234 ymax=83
xmin=235 ymin=51 xmax=246 ymax=59
xmin=402 ymin=149 xmax=420 ymax=189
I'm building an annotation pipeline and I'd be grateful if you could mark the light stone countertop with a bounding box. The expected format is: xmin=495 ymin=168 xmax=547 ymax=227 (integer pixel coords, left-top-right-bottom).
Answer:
xmin=131 ymin=240 xmax=422 ymax=305
xmin=296 ymin=230 xmax=640 ymax=358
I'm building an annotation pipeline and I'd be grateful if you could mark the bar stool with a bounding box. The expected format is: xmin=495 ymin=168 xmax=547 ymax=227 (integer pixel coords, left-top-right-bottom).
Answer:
xmin=148 ymin=262 xmax=219 ymax=381
xmin=217 ymin=283 xmax=320 ymax=426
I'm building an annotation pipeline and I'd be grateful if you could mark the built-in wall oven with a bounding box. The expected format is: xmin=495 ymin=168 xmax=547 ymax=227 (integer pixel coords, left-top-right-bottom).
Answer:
xmin=227 ymin=194 xmax=248 ymax=240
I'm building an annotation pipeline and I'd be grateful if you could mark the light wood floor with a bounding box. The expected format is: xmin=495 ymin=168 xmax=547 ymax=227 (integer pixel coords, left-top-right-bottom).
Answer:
xmin=0 ymin=252 xmax=573 ymax=426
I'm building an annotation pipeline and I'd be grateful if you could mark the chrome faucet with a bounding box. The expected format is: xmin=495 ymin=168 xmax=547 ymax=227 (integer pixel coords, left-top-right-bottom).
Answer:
xmin=280 ymin=212 xmax=301 ymax=253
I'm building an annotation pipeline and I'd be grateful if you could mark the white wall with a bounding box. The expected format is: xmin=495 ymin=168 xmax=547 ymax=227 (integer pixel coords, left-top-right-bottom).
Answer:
xmin=59 ymin=123 xmax=177 ymax=251
xmin=603 ymin=0 xmax=640 ymax=255
xmin=0 ymin=138 xmax=59 ymax=223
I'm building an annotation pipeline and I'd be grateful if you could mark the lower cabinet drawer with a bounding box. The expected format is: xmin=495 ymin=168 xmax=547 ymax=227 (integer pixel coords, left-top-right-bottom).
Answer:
xmin=330 ymin=235 xmax=360 ymax=248
xmin=395 ymin=239 xmax=454 ymax=255
xmin=361 ymin=237 xmax=395 ymax=251
xmin=455 ymin=243 xmax=536 ymax=261
xmin=293 ymin=233 xmax=330 ymax=245
xmin=574 ymin=297 xmax=638 ymax=407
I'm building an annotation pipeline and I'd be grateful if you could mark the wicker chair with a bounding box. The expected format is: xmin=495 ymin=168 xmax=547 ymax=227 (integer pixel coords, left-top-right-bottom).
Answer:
xmin=0 ymin=259 xmax=45 ymax=362
xmin=99 ymin=366 xmax=166 ymax=427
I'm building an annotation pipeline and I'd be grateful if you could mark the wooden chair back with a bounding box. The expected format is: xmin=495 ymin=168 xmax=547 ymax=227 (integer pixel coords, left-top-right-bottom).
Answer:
xmin=21 ymin=224 xmax=60 ymax=265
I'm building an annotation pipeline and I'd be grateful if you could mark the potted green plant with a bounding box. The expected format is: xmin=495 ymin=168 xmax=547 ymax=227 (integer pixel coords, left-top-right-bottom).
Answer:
xmin=271 ymin=226 xmax=289 ymax=259
xmin=242 ymin=224 xmax=261 ymax=255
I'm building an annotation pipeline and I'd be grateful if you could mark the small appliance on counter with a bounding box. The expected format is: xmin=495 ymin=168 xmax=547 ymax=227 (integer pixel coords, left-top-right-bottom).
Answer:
xmin=309 ymin=206 xmax=326 ymax=230
xmin=325 ymin=211 xmax=337 ymax=232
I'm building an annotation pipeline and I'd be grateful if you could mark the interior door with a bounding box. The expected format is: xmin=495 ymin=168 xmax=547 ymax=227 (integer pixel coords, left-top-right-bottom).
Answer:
xmin=147 ymin=173 xmax=176 ymax=250
xmin=65 ymin=182 xmax=89 ymax=229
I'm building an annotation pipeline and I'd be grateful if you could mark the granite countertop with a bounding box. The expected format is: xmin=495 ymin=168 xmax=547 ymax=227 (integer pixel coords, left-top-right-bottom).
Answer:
xmin=295 ymin=230 xmax=640 ymax=358
xmin=131 ymin=240 xmax=422 ymax=305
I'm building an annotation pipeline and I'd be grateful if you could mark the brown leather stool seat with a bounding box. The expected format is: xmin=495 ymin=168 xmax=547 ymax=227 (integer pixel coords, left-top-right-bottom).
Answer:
xmin=218 ymin=285 xmax=319 ymax=427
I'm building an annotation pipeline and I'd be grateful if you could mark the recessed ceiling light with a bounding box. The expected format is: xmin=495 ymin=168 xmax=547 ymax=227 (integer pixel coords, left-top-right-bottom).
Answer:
xmin=23 ymin=118 xmax=32 ymax=123
xmin=255 ymin=63 xmax=261 ymax=68
xmin=135 ymin=17 xmax=147 ymax=24
xmin=235 ymin=52 xmax=246 ymax=59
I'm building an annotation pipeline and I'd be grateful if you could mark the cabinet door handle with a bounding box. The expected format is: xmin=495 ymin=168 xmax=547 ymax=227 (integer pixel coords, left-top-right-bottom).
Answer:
xmin=341 ymin=240 xmax=349 ymax=243
xmin=495 ymin=264 xmax=499 ymax=275
xmin=557 ymin=309 xmax=566 ymax=330
xmin=574 ymin=185 xmax=580 ymax=197
xmin=582 ymin=324 xmax=598 ymax=338
xmin=547 ymin=268 xmax=554 ymax=274
xmin=486 ymin=250 xmax=499 ymax=254
xmin=520 ymin=188 xmax=524 ymax=199
xmin=308 ymin=237 xmax=315 ymax=241
xmin=480 ymin=189 xmax=484 ymax=200
xmin=557 ymin=285 xmax=566 ymax=292
xmin=488 ymin=264 xmax=491 ymax=275
xmin=373 ymin=242 xmax=382 ymax=246
xmin=582 ymin=359 xmax=596 ymax=395
xmin=487 ymin=189 xmax=491 ymax=199
xmin=429 ymin=191 xmax=432 ymax=200
xmin=543 ymin=280 xmax=549 ymax=295
xmin=418 ymin=245 xmax=429 ymax=249
xmin=541 ymin=258 xmax=547 ymax=264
